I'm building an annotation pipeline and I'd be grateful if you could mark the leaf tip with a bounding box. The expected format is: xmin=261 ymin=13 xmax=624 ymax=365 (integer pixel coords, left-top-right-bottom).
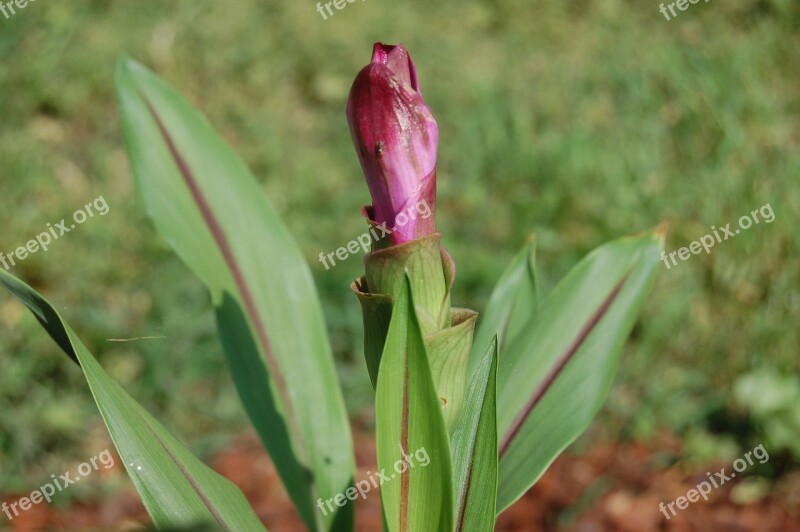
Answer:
xmin=523 ymin=232 xmax=537 ymax=247
xmin=115 ymin=56 xmax=157 ymax=99
xmin=115 ymin=55 xmax=137 ymax=83
xmin=488 ymin=333 xmax=499 ymax=355
xmin=653 ymin=220 xmax=669 ymax=249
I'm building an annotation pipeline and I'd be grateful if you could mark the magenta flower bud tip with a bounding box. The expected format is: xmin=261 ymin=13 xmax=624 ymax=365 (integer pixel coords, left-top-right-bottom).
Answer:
xmin=347 ymin=42 xmax=438 ymax=245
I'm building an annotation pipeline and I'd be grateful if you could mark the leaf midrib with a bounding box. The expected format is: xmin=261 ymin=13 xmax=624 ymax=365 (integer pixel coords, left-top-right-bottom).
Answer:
xmin=498 ymin=274 xmax=630 ymax=458
xmin=140 ymin=95 xmax=308 ymax=468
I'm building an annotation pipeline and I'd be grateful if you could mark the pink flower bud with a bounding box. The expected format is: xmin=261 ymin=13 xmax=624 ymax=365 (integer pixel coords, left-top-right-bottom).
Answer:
xmin=346 ymin=43 xmax=438 ymax=244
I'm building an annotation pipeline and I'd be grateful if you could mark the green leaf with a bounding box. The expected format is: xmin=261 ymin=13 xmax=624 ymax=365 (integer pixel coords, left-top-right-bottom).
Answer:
xmin=451 ymin=337 xmax=498 ymax=532
xmin=352 ymin=282 xmax=393 ymax=389
xmin=496 ymin=229 xmax=663 ymax=513
xmin=0 ymin=270 xmax=266 ymax=531
xmin=115 ymin=57 xmax=354 ymax=531
xmin=469 ymin=236 xmax=537 ymax=378
xmin=375 ymin=275 xmax=454 ymax=532
xmin=425 ymin=308 xmax=478 ymax=434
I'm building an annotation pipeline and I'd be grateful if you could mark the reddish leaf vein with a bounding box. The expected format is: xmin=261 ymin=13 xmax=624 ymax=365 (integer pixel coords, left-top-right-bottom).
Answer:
xmin=141 ymin=97 xmax=303 ymax=458
xmin=498 ymin=275 xmax=629 ymax=458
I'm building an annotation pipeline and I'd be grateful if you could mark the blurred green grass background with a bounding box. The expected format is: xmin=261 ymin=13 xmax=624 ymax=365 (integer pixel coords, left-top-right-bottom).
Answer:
xmin=0 ymin=0 xmax=798 ymax=503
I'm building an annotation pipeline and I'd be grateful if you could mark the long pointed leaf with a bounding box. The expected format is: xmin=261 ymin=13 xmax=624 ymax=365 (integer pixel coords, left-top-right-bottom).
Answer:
xmin=375 ymin=276 xmax=454 ymax=532
xmin=469 ymin=236 xmax=537 ymax=379
xmin=496 ymin=229 xmax=663 ymax=512
xmin=451 ymin=337 xmax=498 ymax=532
xmin=0 ymin=270 xmax=266 ymax=531
xmin=115 ymin=57 xmax=354 ymax=531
